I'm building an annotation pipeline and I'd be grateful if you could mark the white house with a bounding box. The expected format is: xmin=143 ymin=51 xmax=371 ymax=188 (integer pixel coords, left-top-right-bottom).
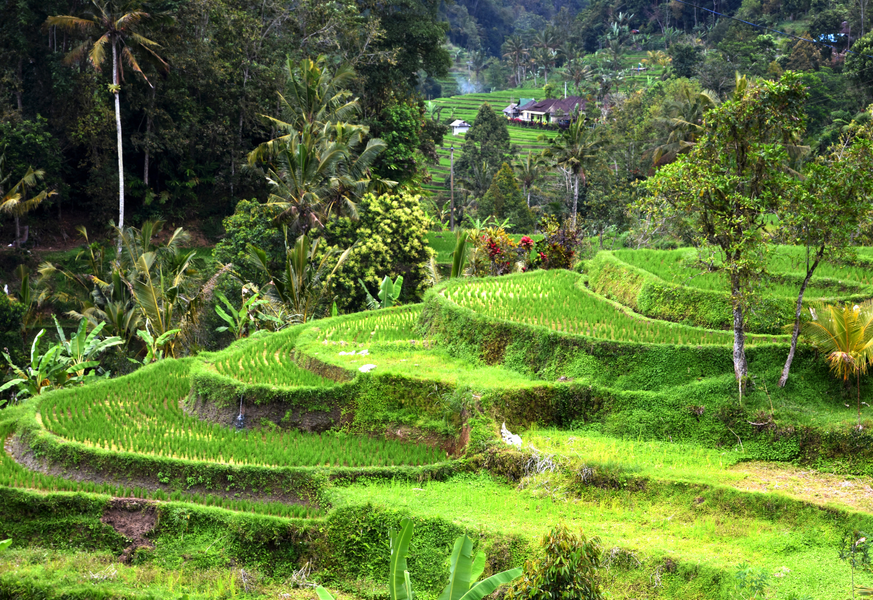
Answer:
xmin=450 ymin=120 xmax=471 ymax=135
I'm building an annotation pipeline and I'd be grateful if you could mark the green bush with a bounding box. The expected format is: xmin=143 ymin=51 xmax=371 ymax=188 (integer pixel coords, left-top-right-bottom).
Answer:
xmin=0 ymin=293 xmax=24 ymax=369
xmin=507 ymin=524 xmax=603 ymax=600
xmin=213 ymin=199 xmax=285 ymax=284
xmin=324 ymin=192 xmax=434 ymax=312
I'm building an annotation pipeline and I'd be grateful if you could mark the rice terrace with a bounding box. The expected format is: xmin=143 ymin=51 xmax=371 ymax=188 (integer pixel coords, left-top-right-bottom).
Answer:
xmin=1 ymin=245 xmax=873 ymax=599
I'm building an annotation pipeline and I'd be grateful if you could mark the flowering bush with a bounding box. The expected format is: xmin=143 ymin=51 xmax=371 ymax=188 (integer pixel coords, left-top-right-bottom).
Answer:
xmin=472 ymin=227 xmax=531 ymax=276
xmin=532 ymin=216 xmax=584 ymax=270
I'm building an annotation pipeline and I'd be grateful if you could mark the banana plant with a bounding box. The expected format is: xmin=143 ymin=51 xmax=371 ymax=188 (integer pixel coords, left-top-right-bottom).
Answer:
xmin=214 ymin=291 xmax=271 ymax=340
xmin=316 ymin=519 xmax=521 ymax=600
xmin=0 ymin=330 xmax=70 ymax=399
xmin=135 ymin=322 xmax=181 ymax=365
xmin=52 ymin=316 xmax=123 ymax=378
xmin=360 ymin=275 xmax=404 ymax=310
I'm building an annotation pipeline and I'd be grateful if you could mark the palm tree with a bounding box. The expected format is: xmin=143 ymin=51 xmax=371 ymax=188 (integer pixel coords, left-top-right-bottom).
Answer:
xmin=247 ymin=56 xmax=360 ymax=164
xmin=514 ymin=151 xmax=546 ymax=207
xmin=468 ymin=49 xmax=492 ymax=85
xmin=502 ymin=36 xmax=528 ymax=87
xmin=531 ymin=47 xmax=557 ymax=85
xmin=651 ymin=83 xmax=719 ymax=166
xmin=46 ymin=1 xmax=169 ymax=253
xmin=802 ymin=301 xmax=873 ymax=429
xmin=0 ymin=149 xmax=56 ymax=247
xmin=249 ymin=58 xmax=390 ymax=234
xmin=566 ymin=57 xmax=594 ymax=95
xmin=544 ymin=119 xmax=605 ymax=225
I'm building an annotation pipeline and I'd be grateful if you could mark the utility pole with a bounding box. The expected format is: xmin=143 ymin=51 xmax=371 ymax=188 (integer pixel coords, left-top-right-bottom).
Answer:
xmin=450 ymin=145 xmax=455 ymax=231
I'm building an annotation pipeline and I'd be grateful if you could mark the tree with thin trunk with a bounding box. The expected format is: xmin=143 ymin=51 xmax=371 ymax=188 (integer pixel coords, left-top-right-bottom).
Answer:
xmin=641 ymin=73 xmax=808 ymax=391
xmin=0 ymin=148 xmax=56 ymax=248
xmin=544 ymin=118 xmax=605 ymax=226
xmin=514 ymin=150 xmax=546 ymax=207
xmin=45 ymin=1 xmax=168 ymax=254
xmin=778 ymin=124 xmax=873 ymax=387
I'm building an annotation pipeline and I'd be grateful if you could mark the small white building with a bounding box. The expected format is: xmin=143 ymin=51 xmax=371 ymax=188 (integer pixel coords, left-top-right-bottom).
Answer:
xmin=450 ymin=120 xmax=471 ymax=135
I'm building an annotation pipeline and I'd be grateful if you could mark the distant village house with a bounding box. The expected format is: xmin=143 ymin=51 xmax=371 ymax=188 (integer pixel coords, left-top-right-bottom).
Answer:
xmin=505 ymin=96 xmax=586 ymax=125
xmin=450 ymin=119 xmax=471 ymax=135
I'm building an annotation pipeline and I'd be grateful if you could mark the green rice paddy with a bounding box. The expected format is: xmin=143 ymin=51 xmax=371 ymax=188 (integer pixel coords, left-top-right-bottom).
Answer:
xmin=440 ymin=269 xmax=787 ymax=345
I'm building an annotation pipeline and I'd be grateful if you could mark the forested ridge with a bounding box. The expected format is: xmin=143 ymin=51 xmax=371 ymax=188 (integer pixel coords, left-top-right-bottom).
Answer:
xmin=1 ymin=0 xmax=872 ymax=242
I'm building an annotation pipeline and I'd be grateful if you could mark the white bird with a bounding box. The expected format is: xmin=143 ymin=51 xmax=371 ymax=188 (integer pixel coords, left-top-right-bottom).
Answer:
xmin=359 ymin=364 xmax=377 ymax=373
xmin=501 ymin=422 xmax=522 ymax=447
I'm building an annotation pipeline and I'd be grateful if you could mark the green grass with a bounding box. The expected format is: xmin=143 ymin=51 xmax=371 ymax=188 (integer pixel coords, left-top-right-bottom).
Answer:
xmin=440 ymin=269 xmax=787 ymax=346
xmin=327 ymin=471 xmax=873 ymax=599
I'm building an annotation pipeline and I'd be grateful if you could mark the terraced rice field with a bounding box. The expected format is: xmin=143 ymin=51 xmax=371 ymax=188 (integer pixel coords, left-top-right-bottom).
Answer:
xmin=0 ymin=418 xmax=322 ymax=519
xmin=614 ymin=247 xmax=873 ymax=296
xmin=440 ymin=269 xmax=787 ymax=345
xmin=38 ymin=361 xmax=443 ymax=468
xmin=211 ymin=331 xmax=335 ymax=387
xmin=313 ymin=304 xmax=421 ymax=343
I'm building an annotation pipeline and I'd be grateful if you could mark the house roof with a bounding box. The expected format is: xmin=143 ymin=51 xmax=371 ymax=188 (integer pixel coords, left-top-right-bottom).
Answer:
xmin=520 ymin=96 xmax=586 ymax=115
xmin=450 ymin=120 xmax=470 ymax=127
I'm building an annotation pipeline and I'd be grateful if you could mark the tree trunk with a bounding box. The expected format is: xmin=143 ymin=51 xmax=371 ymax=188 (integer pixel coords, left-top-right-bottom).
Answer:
xmin=14 ymin=214 xmax=20 ymax=248
xmin=779 ymin=248 xmax=823 ymax=387
xmin=572 ymin=173 xmax=579 ymax=227
xmin=113 ymin=41 xmax=125 ymax=256
xmin=731 ymin=272 xmax=748 ymax=398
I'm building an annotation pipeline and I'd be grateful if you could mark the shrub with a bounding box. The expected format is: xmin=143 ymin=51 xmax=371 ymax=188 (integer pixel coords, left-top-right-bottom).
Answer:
xmin=324 ymin=192 xmax=433 ymax=312
xmin=213 ymin=199 xmax=284 ymax=284
xmin=507 ymin=523 xmax=603 ymax=600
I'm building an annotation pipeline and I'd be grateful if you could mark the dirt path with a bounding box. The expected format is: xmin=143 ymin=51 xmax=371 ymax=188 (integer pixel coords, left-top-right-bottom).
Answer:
xmin=728 ymin=461 xmax=873 ymax=514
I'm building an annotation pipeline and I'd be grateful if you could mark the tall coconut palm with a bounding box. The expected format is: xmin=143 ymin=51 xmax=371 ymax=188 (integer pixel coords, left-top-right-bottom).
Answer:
xmin=544 ymin=118 xmax=605 ymax=225
xmin=247 ymin=56 xmax=361 ymax=165
xmin=0 ymin=149 xmax=56 ymax=247
xmin=514 ymin=151 xmax=546 ymax=207
xmin=46 ymin=1 xmax=169 ymax=253
xmin=468 ymin=49 xmax=492 ymax=85
xmin=502 ymin=36 xmax=528 ymax=87
xmin=802 ymin=301 xmax=873 ymax=429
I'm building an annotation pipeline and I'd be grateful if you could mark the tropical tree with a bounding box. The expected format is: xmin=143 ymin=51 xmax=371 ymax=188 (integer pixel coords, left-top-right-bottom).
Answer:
xmin=46 ymin=0 xmax=169 ymax=253
xmin=641 ymin=73 xmax=808 ymax=388
xmin=502 ymin=36 xmax=528 ymax=87
xmin=803 ymin=301 xmax=873 ymax=429
xmin=544 ymin=118 xmax=605 ymax=226
xmin=778 ymin=121 xmax=873 ymax=387
xmin=514 ymin=151 xmax=547 ymax=207
xmin=468 ymin=49 xmax=492 ymax=85
xmin=40 ymin=221 xmax=208 ymax=359
xmin=248 ymin=232 xmax=352 ymax=323
xmin=0 ymin=148 xmax=56 ymax=248
xmin=248 ymin=58 xmax=390 ymax=234
xmin=247 ymin=56 xmax=360 ymax=161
